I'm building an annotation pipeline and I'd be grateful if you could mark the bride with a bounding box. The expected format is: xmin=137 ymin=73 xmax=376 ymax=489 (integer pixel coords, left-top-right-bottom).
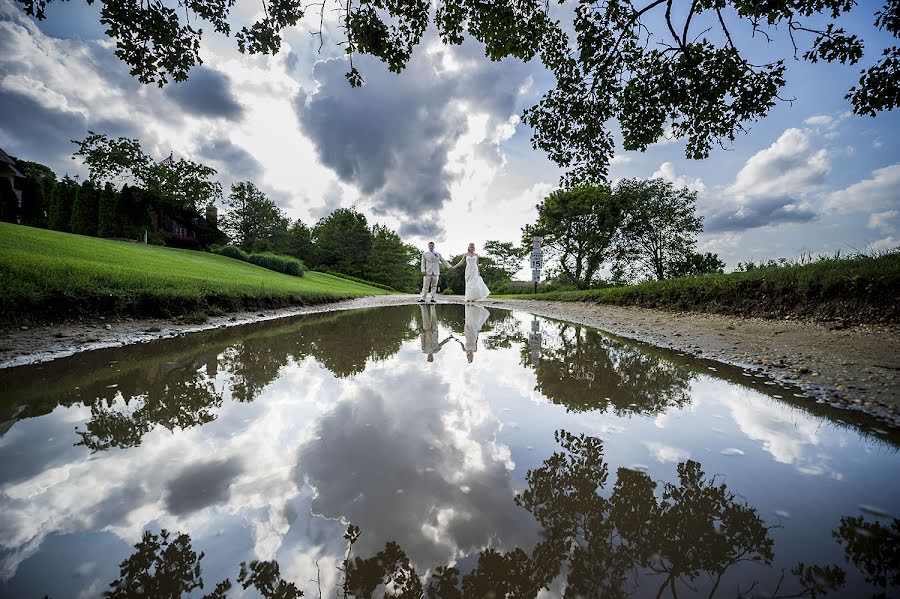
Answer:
xmin=451 ymin=243 xmax=491 ymax=302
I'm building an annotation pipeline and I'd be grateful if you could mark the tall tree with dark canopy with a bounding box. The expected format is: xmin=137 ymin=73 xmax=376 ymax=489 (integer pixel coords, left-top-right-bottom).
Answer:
xmin=483 ymin=239 xmax=525 ymax=279
xmin=47 ymin=175 xmax=78 ymax=232
xmin=220 ymin=181 xmax=287 ymax=250
xmin=70 ymin=179 xmax=100 ymax=236
xmin=19 ymin=1 xmax=900 ymax=185
xmin=365 ymin=224 xmax=419 ymax=291
xmin=282 ymin=219 xmax=318 ymax=266
xmin=522 ymin=186 xmax=623 ymax=289
xmin=613 ymin=178 xmax=704 ymax=282
xmin=313 ymin=207 xmax=373 ymax=278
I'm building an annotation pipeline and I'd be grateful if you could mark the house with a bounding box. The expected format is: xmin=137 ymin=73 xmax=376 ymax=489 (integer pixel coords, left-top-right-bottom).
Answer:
xmin=0 ymin=147 xmax=24 ymax=217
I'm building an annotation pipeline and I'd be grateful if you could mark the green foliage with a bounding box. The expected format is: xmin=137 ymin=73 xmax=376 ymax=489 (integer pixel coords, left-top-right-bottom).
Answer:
xmin=220 ymin=181 xmax=287 ymax=250
xmin=364 ymin=224 xmax=419 ymax=292
xmin=282 ymin=219 xmax=317 ymax=265
xmin=25 ymin=3 xmax=899 ymax=183
xmin=70 ymin=179 xmax=100 ymax=236
xmin=671 ymin=251 xmax=726 ymax=277
xmin=0 ymin=222 xmax=386 ymax=322
xmin=18 ymin=176 xmax=46 ymax=227
xmin=246 ymin=252 xmax=306 ymax=277
xmin=106 ymin=529 xmax=205 ymax=598
xmin=313 ymin=207 xmax=373 ymax=278
xmin=498 ymin=251 xmax=900 ymax=324
xmin=217 ymin=244 xmax=249 ymax=261
xmin=73 ymin=132 xmax=221 ymax=212
xmin=613 ymin=178 xmax=704 ymax=282
xmin=97 ymin=182 xmax=121 ymax=238
xmin=522 ymin=186 xmax=623 ymax=289
xmin=483 ymin=239 xmax=525 ymax=278
xmin=48 ymin=175 xmax=78 ymax=232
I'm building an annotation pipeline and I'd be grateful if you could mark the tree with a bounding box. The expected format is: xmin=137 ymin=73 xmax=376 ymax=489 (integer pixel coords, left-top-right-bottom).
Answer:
xmin=17 ymin=160 xmax=55 ymax=228
xmin=97 ymin=182 xmax=121 ymax=237
xmin=220 ymin=181 xmax=286 ymax=250
xmin=73 ymin=132 xmax=221 ymax=212
xmin=313 ymin=207 xmax=373 ymax=277
xmin=47 ymin=175 xmax=78 ymax=231
xmin=70 ymin=179 xmax=100 ymax=236
xmin=365 ymin=224 xmax=419 ymax=291
xmin=22 ymin=2 xmax=899 ymax=184
xmin=613 ymin=178 xmax=703 ymax=282
xmin=522 ymin=186 xmax=623 ymax=290
xmin=483 ymin=240 xmax=524 ymax=279
xmin=671 ymin=251 xmax=726 ymax=278
xmin=282 ymin=219 xmax=318 ymax=265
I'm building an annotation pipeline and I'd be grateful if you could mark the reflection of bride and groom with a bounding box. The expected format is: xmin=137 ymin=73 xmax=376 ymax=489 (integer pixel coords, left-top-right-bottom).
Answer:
xmin=419 ymin=303 xmax=490 ymax=363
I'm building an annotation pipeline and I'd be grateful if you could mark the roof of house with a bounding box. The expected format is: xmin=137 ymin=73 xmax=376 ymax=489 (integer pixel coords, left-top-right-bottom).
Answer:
xmin=0 ymin=147 xmax=25 ymax=178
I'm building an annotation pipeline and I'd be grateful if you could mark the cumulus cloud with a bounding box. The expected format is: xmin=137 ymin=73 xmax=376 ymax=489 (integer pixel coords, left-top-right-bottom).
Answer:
xmin=703 ymin=128 xmax=826 ymax=231
xmin=652 ymin=161 xmax=706 ymax=193
xmin=295 ymin=39 xmax=532 ymax=237
xmin=824 ymin=163 xmax=900 ymax=215
xmin=868 ymin=210 xmax=899 ymax=234
xmin=197 ymin=136 xmax=263 ymax=181
xmin=164 ymin=457 xmax=244 ymax=515
xmin=804 ymin=114 xmax=833 ymax=127
xmin=164 ymin=66 xmax=244 ymax=120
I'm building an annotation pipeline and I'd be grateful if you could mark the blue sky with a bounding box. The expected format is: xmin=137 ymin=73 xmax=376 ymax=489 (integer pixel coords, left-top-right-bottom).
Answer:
xmin=1 ymin=0 xmax=898 ymax=271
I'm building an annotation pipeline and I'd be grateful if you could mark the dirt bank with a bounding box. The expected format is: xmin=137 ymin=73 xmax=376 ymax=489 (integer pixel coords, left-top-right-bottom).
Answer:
xmin=1 ymin=295 xmax=897 ymax=426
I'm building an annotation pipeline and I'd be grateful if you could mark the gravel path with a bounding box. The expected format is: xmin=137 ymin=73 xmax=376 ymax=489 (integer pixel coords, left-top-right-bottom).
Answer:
xmin=2 ymin=294 xmax=898 ymax=425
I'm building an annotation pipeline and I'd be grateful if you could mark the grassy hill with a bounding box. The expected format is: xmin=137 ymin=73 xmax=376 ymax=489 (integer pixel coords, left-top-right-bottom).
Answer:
xmin=0 ymin=223 xmax=388 ymax=322
xmin=498 ymin=252 xmax=900 ymax=324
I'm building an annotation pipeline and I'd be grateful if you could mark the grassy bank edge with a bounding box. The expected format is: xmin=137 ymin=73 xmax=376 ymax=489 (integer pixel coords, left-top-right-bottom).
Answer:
xmin=495 ymin=253 xmax=900 ymax=324
xmin=0 ymin=223 xmax=389 ymax=325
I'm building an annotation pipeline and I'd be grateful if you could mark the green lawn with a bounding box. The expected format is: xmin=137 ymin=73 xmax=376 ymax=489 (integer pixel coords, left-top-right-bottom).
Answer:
xmin=497 ymin=252 xmax=900 ymax=323
xmin=0 ymin=223 xmax=387 ymax=321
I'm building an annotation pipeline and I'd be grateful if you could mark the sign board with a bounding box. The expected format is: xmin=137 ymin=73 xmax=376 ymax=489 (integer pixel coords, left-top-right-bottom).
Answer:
xmin=530 ymin=255 xmax=542 ymax=269
xmin=532 ymin=269 xmax=541 ymax=282
xmin=532 ymin=236 xmax=542 ymax=249
xmin=531 ymin=318 xmax=540 ymax=333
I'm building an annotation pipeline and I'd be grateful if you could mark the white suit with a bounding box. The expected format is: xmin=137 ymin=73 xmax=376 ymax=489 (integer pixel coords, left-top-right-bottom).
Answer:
xmin=420 ymin=250 xmax=451 ymax=301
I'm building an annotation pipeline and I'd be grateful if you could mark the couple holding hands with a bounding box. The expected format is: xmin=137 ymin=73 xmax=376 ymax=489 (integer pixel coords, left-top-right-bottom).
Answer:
xmin=419 ymin=241 xmax=490 ymax=303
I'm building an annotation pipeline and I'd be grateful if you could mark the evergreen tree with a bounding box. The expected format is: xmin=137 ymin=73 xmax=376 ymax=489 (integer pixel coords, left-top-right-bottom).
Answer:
xmin=19 ymin=177 xmax=47 ymax=227
xmin=48 ymin=176 xmax=78 ymax=232
xmin=220 ymin=181 xmax=286 ymax=250
xmin=365 ymin=224 xmax=419 ymax=291
xmin=313 ymin=208 xmax=373 ymax=277
xmin=284 ymin=220 xmax=317 ymax=265
xmin=71 ymin=180 xmax=100 ymax=236
xmin=97 ymin=182 xmax=121 ymax=237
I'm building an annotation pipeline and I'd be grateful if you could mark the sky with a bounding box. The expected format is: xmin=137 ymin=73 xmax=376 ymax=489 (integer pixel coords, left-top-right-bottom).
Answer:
xmin=0 ymin=0 xmax=898 ymax=272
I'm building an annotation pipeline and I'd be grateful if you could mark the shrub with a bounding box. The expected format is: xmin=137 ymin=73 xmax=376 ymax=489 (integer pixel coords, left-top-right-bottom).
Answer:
xmin=217 ymin=245 xmax=249 ymax=261
xmin=246 ymin=252 xmax=306 ymax=277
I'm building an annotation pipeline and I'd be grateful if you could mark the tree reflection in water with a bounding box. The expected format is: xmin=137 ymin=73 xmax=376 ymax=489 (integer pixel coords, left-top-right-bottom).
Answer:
xmin=68 ymin=307 xmax=419 ymax=451
xmin=85 ymin=429 xmax=897 ymax=598
xmin=528 ymin=322 xmax=694 ymax=415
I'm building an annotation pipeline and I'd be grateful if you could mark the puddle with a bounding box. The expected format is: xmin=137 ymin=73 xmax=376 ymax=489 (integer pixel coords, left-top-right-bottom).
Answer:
xmin=0 ymin=304 xmax=897 ymax=597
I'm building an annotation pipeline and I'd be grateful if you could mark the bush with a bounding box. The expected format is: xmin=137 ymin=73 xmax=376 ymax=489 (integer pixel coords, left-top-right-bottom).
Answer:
xmin=325 ymin=271 xmax=397 ymax=292
xmin=246 ymin=252 xmax=306 ymax=277
xmin=217 ymin=245 xmax=249 ymax=261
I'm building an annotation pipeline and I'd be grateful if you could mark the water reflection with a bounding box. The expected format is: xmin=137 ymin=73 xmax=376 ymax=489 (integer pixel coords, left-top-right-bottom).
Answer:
xmin=529 ymin=321 xmax=693 ymax=415
xmin=68 ymin=431 xmax=899 ymax=597
xmin=1 ymin=304 xmax=898 ymax=598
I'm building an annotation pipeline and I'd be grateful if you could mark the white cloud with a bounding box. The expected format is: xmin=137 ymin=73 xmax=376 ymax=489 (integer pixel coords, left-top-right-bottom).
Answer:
xmin=642 ymin=441 xmax=690 ymax=464
xmin=868 ymin=210 xmax=899 ymax=233
xmin=824 ymin=163 xmax=900 ymax=214
xmin=804 ymin=115 xmax=834 ymax=127
xmin=726 ymin=128 xmax=829 ymax=200
xmin=651 ymin=161 xmax=706 ymax=193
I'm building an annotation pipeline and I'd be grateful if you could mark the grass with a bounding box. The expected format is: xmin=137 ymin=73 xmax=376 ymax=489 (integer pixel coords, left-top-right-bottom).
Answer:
xmin=496 ymin=252 xmax=900 ymax=323
xmin=0 ymin=223 xmax=388 ymax=322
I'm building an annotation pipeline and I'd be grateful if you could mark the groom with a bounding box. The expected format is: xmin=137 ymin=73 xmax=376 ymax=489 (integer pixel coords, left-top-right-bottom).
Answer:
xmin=419 ymin=241 xmax=452 ymax=303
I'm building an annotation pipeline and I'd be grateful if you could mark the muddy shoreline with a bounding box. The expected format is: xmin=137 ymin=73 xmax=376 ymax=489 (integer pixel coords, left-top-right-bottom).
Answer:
xmin=2 ymin=294 xmax=898 ymax=426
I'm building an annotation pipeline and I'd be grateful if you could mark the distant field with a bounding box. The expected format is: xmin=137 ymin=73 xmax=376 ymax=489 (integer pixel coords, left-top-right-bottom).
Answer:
xmin=0 ymin=223 xmax=387 ymax=322
xmin=498 ymin=252 xmax=900 ymax=323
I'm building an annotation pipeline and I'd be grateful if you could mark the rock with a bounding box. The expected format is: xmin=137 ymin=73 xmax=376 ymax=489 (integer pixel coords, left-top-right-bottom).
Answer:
xmin=104 ymin=324 xmax=112 ymax=330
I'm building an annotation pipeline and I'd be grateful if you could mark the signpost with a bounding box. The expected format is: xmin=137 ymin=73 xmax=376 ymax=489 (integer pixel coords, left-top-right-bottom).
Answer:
xmin=531 ymin=236 xmax=543 ymax=293
xmin=528 ymin=316 xmax=542 ymax=363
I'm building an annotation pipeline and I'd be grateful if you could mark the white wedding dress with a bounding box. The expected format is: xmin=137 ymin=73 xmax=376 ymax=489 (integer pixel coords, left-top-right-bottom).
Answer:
xmin=464 ymin=255 xmax=491 ymax=301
